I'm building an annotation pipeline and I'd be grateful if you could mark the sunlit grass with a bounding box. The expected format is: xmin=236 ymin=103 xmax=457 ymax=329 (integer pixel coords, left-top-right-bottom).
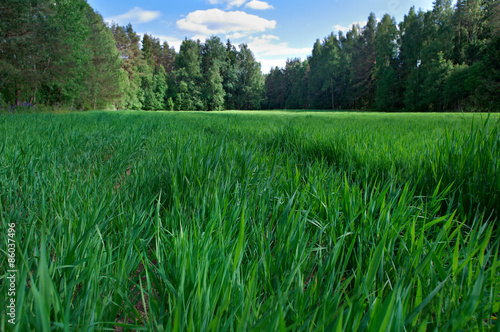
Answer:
xmin=1 ymin=111 xmax=499 ymax=331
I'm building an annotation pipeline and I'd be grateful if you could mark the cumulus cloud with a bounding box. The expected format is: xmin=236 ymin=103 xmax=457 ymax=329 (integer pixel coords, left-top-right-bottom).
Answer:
xmin=176 ymin=9 xmax=276 ymax=38
xmin=245 ymin=0 xmax=274 ymax=10
xmin=207 ymin=0 xmax=247 ymax=8
xmin=247 ymin=35 xmax=310 ymax=57
xmin=225 ymin=32 xmax=246 ymax=40
xmin=259 ymin=58 xmax=288 ymax=72
xmin=247 ymin=35 xmax=311 ymax=73
xmin=105 ymin=7 xmax=161 ymax=25
xmin=259 ymin=34 xmax=279 ymax=41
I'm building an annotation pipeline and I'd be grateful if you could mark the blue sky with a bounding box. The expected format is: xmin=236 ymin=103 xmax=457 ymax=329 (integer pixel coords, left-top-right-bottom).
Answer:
xmin=87 ymin=0 xmax=436 ymax=73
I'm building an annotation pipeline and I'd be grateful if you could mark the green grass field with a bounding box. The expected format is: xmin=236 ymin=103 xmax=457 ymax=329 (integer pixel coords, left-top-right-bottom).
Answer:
xmin=1 ymin=110 xmax=499 ymax=331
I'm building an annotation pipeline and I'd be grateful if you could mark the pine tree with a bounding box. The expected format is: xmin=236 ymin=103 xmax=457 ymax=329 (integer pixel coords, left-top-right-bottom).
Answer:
xmin=400 ymin=7 xmax=425 ymax=111
xmin=141 ymin=34 xmax=154 ymax=68
xmin=158 ymin=42 xmax=176 ymax=74
xmin=351 ymin=13 xmax=377 ymax=109
xmin=152 ymin=65 xmax=168 ymax=110
xmin=235 ymin=44 xmax=264 ymax=110
xmin=284 ymin=58 xmax=309 ymax=109
xmin=222 ymin=40 xmax=240 ymax=110
xmin=413 ymin=2 xmax=455 ymax=111
xmin=202 ymin=36 xmax=226 ymax=111
xmin=175 ymin=39 xmax=203 ymax=110
xmin=110 ymin=23 xmax=145 ymax=109
xmin=82 ymin=8 xmax=126 ymax=109
xmin=374 ymin=14 xmax=401 ymax=110
xmin=338 ymin=28 xmax=359 ymax=109
xmin=307 ymin=39 xmax=326 ymax=108
xmin=264 ymin=67 xmax=284 ymax=109
xmin=204 ymin=63 xmax=225 ymax=111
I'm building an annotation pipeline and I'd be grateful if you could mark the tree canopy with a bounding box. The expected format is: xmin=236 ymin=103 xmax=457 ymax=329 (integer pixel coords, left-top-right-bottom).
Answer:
xmin=263 ymin=1 xmax=500 ymax=111
xmin=1 ymin=0 xmax=498 ymax=111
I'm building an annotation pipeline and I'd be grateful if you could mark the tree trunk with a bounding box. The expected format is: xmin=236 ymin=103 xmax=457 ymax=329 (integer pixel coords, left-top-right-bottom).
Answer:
xmin=30 ymin=87 xmax=38 ymax=104
xmin=331 ymin=81 xmax=335 ymax=110
xmin=15 ymin=88 xmax=20 ymax=105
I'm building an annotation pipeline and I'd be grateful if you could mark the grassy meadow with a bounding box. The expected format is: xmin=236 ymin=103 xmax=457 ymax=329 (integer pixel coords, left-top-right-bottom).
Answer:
xmin=1 ymin=110 xmax=499 ymax=331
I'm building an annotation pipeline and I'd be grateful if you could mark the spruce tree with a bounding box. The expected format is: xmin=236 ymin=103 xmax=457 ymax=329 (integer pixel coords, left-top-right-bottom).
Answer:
xmin=202 ymin=36 xmax=226 ymax=111
xmin=175 ymin=39 xmax=203 ymax=110
xmin=374 ymin=14 xmax=401 ymax=110
xmin=222 ymin=40 xmax=240 ymax=110
xmin=235 ymin=44 xmax=264 ymax=110
xmin=350 ymin=13 xmax=377 ymax=109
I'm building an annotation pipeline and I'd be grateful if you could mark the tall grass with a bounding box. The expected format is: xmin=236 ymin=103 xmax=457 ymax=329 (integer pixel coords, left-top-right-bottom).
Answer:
xmin=1 ymin=111 xmax=499 ymax=331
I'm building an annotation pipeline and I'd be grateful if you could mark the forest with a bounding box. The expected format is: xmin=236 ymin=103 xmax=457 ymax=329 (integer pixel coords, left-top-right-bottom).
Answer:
xmin=1 ymin=0 xmax=499 ymax=112
xmin=266 ymin=1 xmax=500 ymax=111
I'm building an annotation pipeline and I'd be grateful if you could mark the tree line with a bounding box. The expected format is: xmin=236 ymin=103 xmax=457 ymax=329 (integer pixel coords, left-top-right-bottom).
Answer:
xmin=1 ymin=0 xmax=499 ymax=112
xmin=109 ymin=25 xmax=264 ymax=111
xmin=265 ymin=0 xmax=500 ymax=111
xmin=0 ymin=0 xmax=264 ymax=111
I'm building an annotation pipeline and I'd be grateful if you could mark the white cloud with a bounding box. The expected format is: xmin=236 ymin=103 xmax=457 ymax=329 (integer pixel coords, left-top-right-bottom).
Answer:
xmin=105 ymin=7 xmax=161 ymax=25
xmin=332 ymin=20 xmax=368 ymax=34
xmin=245 ymin=0 xmax=274 ymax=10
xmin=259 ymin=58 xmax=288 ymax=73
xmin=259 ymin=34 xmax=279 ymax=40
xmin=191 ymin=35 xmax=211 ymax=42
xmin=225 ymin=32 xmax=246 ymax=40
xmin=247 ymin=35 xmax=311 ymax=73
xmin=248 ymin=35 xmax=310 ymax=57
xmin=176 ymin=9 xmax=276 ymax=39
xmin=207 ymin=0 xmax=247 ymax=8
